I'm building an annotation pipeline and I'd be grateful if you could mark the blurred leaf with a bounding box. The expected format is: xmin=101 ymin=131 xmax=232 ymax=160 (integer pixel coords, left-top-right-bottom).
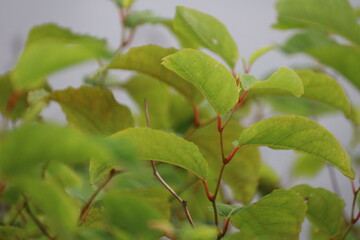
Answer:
xmin=247 ymin=67 xmax=304 ymax=97
xmin=0 ymin=73 xmax=28 ymax=120
xmin=103 ymin=193 xmax=164 ymax=240
xmin=125 ymin=10 xmax=164 ymax=28
xmin=274 ymin=0 xmax=360 ymax=46
xmin=111 ymin=0 xmax=135 ymax=8
xmin=240 ymin=74 xmax=258 ymax=90
xmin=215 ymin=202 xmax=242 ymax=217
xmin=0 ymin=226 xmax=26 ymax=240
xmin=110 ymin=127 xmax=207 ymax=180
xmin=108 ymin=45 xmax=202 ymax=103
xmin=177 ymin=224 xmax=217 ymax=240
xmin=46 ymin=161 xmax=82 ymax=188
xmin=189 ymin=121 xmax=261 ymax=204
xmin=258 ymin=163 xmax=281 ymax=196
xmin=238 ymin=115 xmax=354 ymax=179
xmin=174 ymin=6 xmax=238 ymax=68
xmin=292 ymin=184 xmax=345 ymax=237
xmin=248 ymin=45 xmax=275 ymax=66
xmin=282 ymin=31 xmax=360 ymax=92
xmin=49 ymin=86 xmax=134 ymax=135
xmin=231 ymin=189 xmax=307 ymax=240
xmin=292 ymin=153 xmax=325 ymax=178
xmin=162 ymin=49 xmax=238 ymax=115
xmin=12 ymin=23 xmax=111 ymax=91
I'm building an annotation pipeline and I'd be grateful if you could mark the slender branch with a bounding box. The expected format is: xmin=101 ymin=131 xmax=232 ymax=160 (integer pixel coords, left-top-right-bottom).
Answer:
xmin=79 ymin=169 xmax=121 ymax=225
xmin=193 ymin=104 xmax=201 ymax=127
xmin=344 ymin=180 xmax=360 ymax=238
xmin=217 ymin=217 xmax=231 ymax=240
xmin=145 ymin=100 xmax=195 ymax=228
xmin=24 ymin=200 xmax=54 ymax=240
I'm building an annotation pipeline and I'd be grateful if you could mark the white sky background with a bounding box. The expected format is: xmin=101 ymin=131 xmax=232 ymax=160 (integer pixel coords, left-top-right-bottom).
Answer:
xmin=1 ymin=0 xmax=360 ymax=238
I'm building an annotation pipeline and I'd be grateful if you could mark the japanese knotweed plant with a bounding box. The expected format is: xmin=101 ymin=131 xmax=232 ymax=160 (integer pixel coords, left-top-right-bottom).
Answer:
xmin=0 ymin=0 xmax=360 ymax=239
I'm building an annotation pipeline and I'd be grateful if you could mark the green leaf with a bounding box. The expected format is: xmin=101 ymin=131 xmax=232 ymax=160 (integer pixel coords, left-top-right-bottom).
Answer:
xmin=0 ymin=73 xmax=28 ymax=120
xmin=0 ymin=226 xmax=26 ymax=240
xmin=107 ymin=45 xmax=202 ymax=103
xmin=111 ymin=0 xmax=135 ymax=8
xmin=20 ymin=180 xmax=78 ymax=238
xmin=46 ymin=161 xmax=82 ymax=188
xmin=215 ymin=202 xmax=242 ymax=217
xmin=274 ymin=0 xmax=360 ymax=46
xmin=177 ymin=224 xmax=217 ymax=240
xmin=292 ymin=153 xmax=325 ymax=178
xmin=110 ymin=127 xmax=207 ymax=180
xmin=292 ymin=184 xmax=345 ymax=237
xmin=238 ymin=115 xmax=354 ymax=179
xmin=103 ymin=193 xmax=164 ymax=239
xmin=248 ymin=45 xmax=275 ymax=66
xmin=49 ymin=86 xmax=134 ymax=135
xmin=258 ymin=163 xmax=281 ymax=196
xmin=282 ymin=31 xmax=360 ymax=92
xmin=231 ymin=189 xmax=307 ymax=240
xmin=247 ymin=67 xmax=304 ymax=97
xmin=162 ymin=49 xmax=239 ymax=115
xmin=125 ymin=10 xmax=164 ymax=28
xmin=12 ymin=24 xmax=111 ymax=91
xmin=240 ymin=74 xmax=258 ymax=90
xmin=188 ymin=121 xmax=261 ymax=204
xmin=174 ymin=6 xmax=238 ymax=68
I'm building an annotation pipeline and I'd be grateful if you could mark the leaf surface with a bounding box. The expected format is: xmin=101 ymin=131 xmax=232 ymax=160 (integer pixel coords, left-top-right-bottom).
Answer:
xmin=238 ymin=115 xmax=354 ymax=178
xmin=162 ymin=49 xmax=238 ymax=115
xmin=174 ymin=6 xmax=238 ymax=68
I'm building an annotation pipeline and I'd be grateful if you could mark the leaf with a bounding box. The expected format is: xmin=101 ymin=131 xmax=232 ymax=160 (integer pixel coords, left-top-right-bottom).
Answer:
xmin=274 ymin=0 xmax=360 ymax=46
xmin=240 ymin=74 xmax=258 ymax=90
xmin=282 ymin=31 xmax=360 ymax=92
xmin=0 ymin=73 xmax=28 ymax=120
xmin=103 ymin=193 xmax=164 ymax=240
xmin=247 ymin=67 xmax=304 ymax=97
xmin=46 ymin=161 xmax=82 ymax=188
xmin=258 ymin=163 xmax=281 ymax=196
xmin=248 ymin=45 xmax=275 ymax=66
xmin=125 ymin=10 xmax=164 ymax=28
xmin=292 ymin=184 xmax=345 ymax=237
xmin=107 ymin=45 xmax=202 ymax=103
xmin=20 ymin=180 xmax=78 ymax=238
xmin=110 ymin=127 xmax=207 ymax=180
xmin=11 ymin=24 xmax=111 ymax=91
xmin=238 ymin=115 xmax=354 ymax=178
xmin=292 ymin=153 xmax=325 ymax=178
xmin=174 ymin=6 xmax=238 ymax=68
xmin=188 ymin=121 xmax=261 ymax=204
xmin=111 ymin=0 xmax=135 ymax=8
xmin=215 ymin=202 xmax=242 ymax=217
xmin=49 ymin=86 xmax=134 ymax=135
xmin=0 ymin=123 xmax=137 ymax=180
xmin=231 ymin=189 xmax=307 ymax=240
xmin=162 ymin=49 xmax=239 ymax=115
xmin=0 ymin=226 xmax=26 ymax=240
xmin=177 ymin=224 xmax=217 ymax=240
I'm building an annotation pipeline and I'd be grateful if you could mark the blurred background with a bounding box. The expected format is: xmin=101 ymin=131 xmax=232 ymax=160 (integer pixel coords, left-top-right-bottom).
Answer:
xmin=1 ymin=0 xmax=359 ymax=238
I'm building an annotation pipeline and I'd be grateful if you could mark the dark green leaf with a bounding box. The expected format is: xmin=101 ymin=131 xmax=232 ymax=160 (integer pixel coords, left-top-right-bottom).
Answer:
xmin=231 ymin=189 xmax=307 ymax=240
xmin=108 ymin=45 xmax=202 ymax=103
xmin=174 ymin=6 xmax=238 ymax=68
xmin=0 ymin=226 xmax=26 ymax=240
xmin=274 ymin=0 xmax=360 ymax=46
xmin=292 ymin=184 xmax=345 ymax=237
xmin=12 ymin=24 xmax=111 ymax=91
xmin=110 ymin=127 xmax=207 ymax=180
xmin=49 ymin=86 xmax=134 ymax=135
xmin=258 ymin=163 xmax=281 ymax=196
xmin=238 ymin=115 xmax=354 ymax=178
xmin=162 ymin=49 xmax=239 ymax=115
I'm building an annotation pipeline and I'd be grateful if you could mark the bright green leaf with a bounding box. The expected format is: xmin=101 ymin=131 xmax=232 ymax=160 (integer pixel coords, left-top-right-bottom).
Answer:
xmin=238 ymin=115 xmax=354 ymax=178
xmin=174 ymin=6 xmax=238 ymax=68
xmin=248 ymin=45 xmax=275 ymax=66
xmin=107 ymin=45 xmax=202 ymax=103
xmin=240 ymin=74 xmax=258 ymax=90
xmin=110 ymin=127 xmax=207 ymax=180
xmin=248 ymin=67 xmax=304 ymax=97
xmin=12 ymin=24 xmax=111 ymax=91
xmin=162 ymin=49 xmax=238 ymax=115
xmin=125 ymin=10 xmax=164 ymax=28
xmin=231 ymin=189 xmax=306 ymax=240
xmin=177 ymin=224 xmax=217 ymax=240
xmin=49 ymin=86 xmax=134 ymax=135
xmin=292 ymin=153 xmax=325 ymax=178
xmin=292 ymin=184 xmax=345 ymax=237
xmin=46 ymin=161 xmax=82 ymax=188
xmin=274 ymin=0 xmax=360 ymax=46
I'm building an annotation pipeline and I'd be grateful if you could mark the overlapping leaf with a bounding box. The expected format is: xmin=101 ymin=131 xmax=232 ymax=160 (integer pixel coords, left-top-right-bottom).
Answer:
xmin=107 ymin=45 xmax=202 ymax=103
xmin=49 ymin=86 xmax=134 ymax=135
xmin=162 ymin=49 xmax=238 ymax=115
xmin=174 ymin=6 xmax=238 ymax=68
xmin=11 ymin=24 xmax=111 ymax=91
xmin=238 ymin=115 xmax=354 ymax=178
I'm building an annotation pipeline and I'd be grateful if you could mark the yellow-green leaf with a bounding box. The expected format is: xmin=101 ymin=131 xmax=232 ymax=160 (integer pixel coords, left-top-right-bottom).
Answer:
xmin=162 ymin=49 xmax=238 ymax=115
xmin=238 ymin=115 xmax=354 ymax=178
xmin=174 ymin=6 xmax=238 ymax=68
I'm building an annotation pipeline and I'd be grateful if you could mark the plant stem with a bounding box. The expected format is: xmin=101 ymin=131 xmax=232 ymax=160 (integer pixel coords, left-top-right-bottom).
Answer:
xmin=79 ymin=169 xmax=121 ymax=225
xmin=24 ymin=200 xmax=54 ymax=240
xmin=344 ymin=180 xmax=360 ymax=238
xmin=145 ymin=100 xmax=195 ymax=228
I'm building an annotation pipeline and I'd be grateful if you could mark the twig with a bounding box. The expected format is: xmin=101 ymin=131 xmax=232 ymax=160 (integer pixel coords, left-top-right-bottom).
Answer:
xmin=344 ymin=180 xmax=360 ymax=238
xmin=145 ymin=99 xmax=195 ymax=228
xmin=79 ymin=169 xmax=122 ymax=225
xmin=24 ymin=200 xmax=54 ymax=239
